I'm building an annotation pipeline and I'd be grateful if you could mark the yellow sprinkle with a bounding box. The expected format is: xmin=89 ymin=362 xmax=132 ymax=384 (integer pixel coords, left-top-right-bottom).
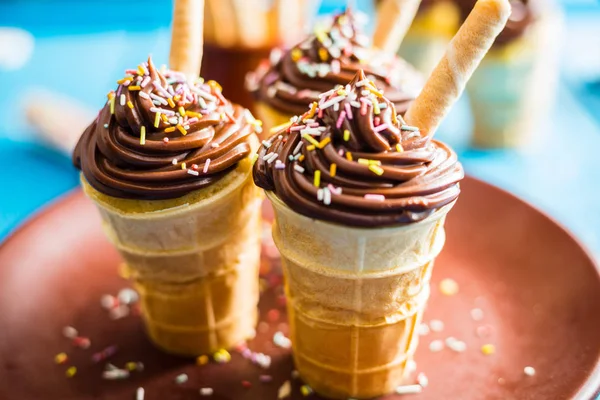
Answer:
xmin=358 ymin=158 xmax=370 ymax=166
xmin=313 ymin=170 xmax=321 ymax=187
xmin=196 ymin=355 xmax=209 ymax=366
xmin=127 ymin=100 xmax=134 ymax=109
xmin=137 ymin=65 xmax=145 ymax=75
xmin=185 ymin=111 xmax=202 ymax=118
xmin=161 ymin=113 xmax=169 ymax=122
xmin=315 ymin=30 xmax=328 ymax=44
xmin=165 ymin=126 xmax=176 ymax=133
xmin=481 ymin=344 xmax=496 ymax=355
xmin=167 ymin=97 xmax=176 ymax=108
xmin=176 ymin=124 xmax=187 ymax=135
xmin=140 ymin=126 xmax=146 ymax=145
xmin=300 ymin=385 xmax=313 ymax=396
xmin=110 ymin=97 xmax=115 ymax=114
xmin=173 ymin=95 xmax=181 ymax=102
xmin=125 ymin=362 xmax=138 ymax=371
xmin=317 ymin=137 xmax=331 ymax=149
xmin=107 ymin=91 xmax=115 ymax=100
xmin=154 ymin=112 xmax=161 ymax=128
xmin=343 ymin=129 xmax=350 ymax=141
xmin=251 ymin=119 xmax=263 ymax=127
xmin=291 ymin=48 xmax=303 ymax=62
xmin=298 ymin=155 xmax=305 ymax=161
xmin=346 ymin=152 xmax=353 ymax=161
xmin=330 ymin=163 xmax=337 ymax=177
xmin=306 ymin=145 xmax=316 ymax=151
xmin=128 ymin=85 xmax=141 ymax=91
xmin=367 ymin=86 xmax=383 ymax=97
xmin=302 ymin=134 xmax=320 ymax=147
xmin=306 ymin=102 xmax=318 ymax=119
xmin=116 ymin=78 xmax=131 ymax=84
xmin=213 ymin=349 xmax=231 ymax=363
xmin=207 ymin=80 xmax=222 ymax=92
xmin=251 ymin=153 xmax=259 ymax=165
xmin=396 ymin=143 xmax=404 ymax=152
xmin=181 ymin=162 xmax=186 ymax=170
xmin=65 ymin=366 xmax=77 ymax=378
xmin=54 ymin=352 xmax=67 ymax=364
xmin=373 ymin=102 xmax=380 ymax=115
xmin=337 ymin=89 xmax=347 ymax=96
xmin=178 ymin=106 xmax=186 ymax=116
xmin=439 ymin=278 xmax=459 ymax=296
xmin=369 ymin=165 xmax=384 ymax=176
xmin=318 ymin=48 xmax=329 ymax=61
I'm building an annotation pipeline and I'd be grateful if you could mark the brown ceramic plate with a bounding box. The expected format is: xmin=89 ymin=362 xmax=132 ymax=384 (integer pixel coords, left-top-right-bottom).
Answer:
xmin=0 ymin=176 xmax=599 ymax=400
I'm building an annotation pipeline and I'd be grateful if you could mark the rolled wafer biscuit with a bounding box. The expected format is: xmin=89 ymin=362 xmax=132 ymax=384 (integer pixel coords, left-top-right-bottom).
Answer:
xmin=373 ymin=0 xmax=422 ymax=54
xmin=170 ymin=0 xmax=205 ymax=78
xmin=404 ymin=0 xmax=511 ymax=137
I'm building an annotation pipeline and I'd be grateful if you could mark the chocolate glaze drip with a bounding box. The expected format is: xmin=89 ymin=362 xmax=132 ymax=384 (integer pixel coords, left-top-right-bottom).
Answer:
xmin=253 ymin=70 xmax=464 ymax=227
xmin=247 ymin=9 xmax=422 ymax=117
xmin=73 ymin=58 xmax=260 ymax=200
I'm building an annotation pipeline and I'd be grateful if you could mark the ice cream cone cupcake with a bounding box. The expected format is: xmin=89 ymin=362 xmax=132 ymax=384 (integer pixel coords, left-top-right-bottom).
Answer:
xmin=253 ymin=0 xmax=510 ymax=396
xmin=463 ymin=0 xmax=563 ymax=148
xmin=72 ymin=0 xmax=263 ymax=356
xmin=246 ymin=8 xmax=423 ymax=137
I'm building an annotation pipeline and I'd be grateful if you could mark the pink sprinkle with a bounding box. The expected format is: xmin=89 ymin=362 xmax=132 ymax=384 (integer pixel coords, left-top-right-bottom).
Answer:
xmin=188 ymin=117 xmax=198 ymax=124
xmin=125 ymin=69 xmax=138 ymax=75
xmin=123 ymin=80 xmax=131 ymax=87
xmin=203 ymin=158 xmax=211 ymax=173
xmin=338 ymin=149 xmax=344 ymax=156
xmin=191 ymin=164 xmax=199 ymax=170
xmin=364 ymin=194 xmax=385 ymax=201
xmin=328 ymin=184 xmax=342 ymax=195
xmin=331 ymin=60 xmax=341 ymax=74
xmin=345 ymin=103 xmax=353 ymax=120
xmin=290 ymin=125 xmax=306 ymax=132
xmin=360 ymin=99 xmax=368 ymax=116
xmin=163 ymin=137 xmax=169 ymax=143
xmin=307 ymin=122 xmax=320 ymax=128
xmin=297 ymin=89 xmax=313 ymax=98
xmin=259 ymin=375 xmax=273 ymax=383
xmin=373 ymin=123 xmax=388 ymax=132
xmin=373 ymin=117 xmax=381 ymax=126
xmin=318 ymin=108 xmax=324 ymax=118
xmin=140 ymin=76 xmax=151 ymax=88
xmin=336 ymin=111 xmax=346 ymax=129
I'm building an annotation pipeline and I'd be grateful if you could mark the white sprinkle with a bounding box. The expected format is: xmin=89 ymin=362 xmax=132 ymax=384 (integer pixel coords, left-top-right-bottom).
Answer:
xmin=138 ymin=91 xmax=150 ymax=100
xmin=255 ymin=352 xmax=271 ymax=369
xmin=102 ymin=369 xmax=130 ymax=380
xmin=267 ymin=86 xmax=277 ymax=98
xmin=317 ymin=189 xmax=324 ymax=201
xmin=429 ymin=340 xmax=444 ymax=352
xmin=446 ymin=337 xmax=467 ymax=352
xmin=175 ymin=373 xmax=188 ymax=384
xmin=153 ymin=81 xmax=172 ymax=98
xmin=105 ymin=363 xmax=118 ymax=371
xmin=524 ymin=366 xmax=536 ymax=376
xmin=149 ymin=107 xmax=175 ymax=116
xmin=274 ymin=160 xmax=285 ymax=170
xmin=191 ymin=86 xmax=216 ymax=102
xmin=172 ymin=159 xmax=178 ymax=165
xmin=418 ymin=323 xmax=430 ymax=336
xmin=273 ymin=331 xmax=292 ymax=349
xmin=401 ymin=124 xmax=420 ymax=132
xmin=117 ymin=288 xmax=139 ymax=305
xmin=109 ymin=305 xmax=130 ymax=320
xmin=429 ymin=319 xmax=444 ymax=332
xmin=470 ymin=308 xmax=484 ymax=321
xmin=203 ymin=158 xmax=211 ymax=173
xmin=62 ymin=326 xmax=78 ymax=339
xmin=355 ymin=79 xmax=369 ymax=87
xmin=266 ymin=153 xmax=278 ymax=164
xmin=140 ymin=76 xmax=151 ymax=88
xmin=149 ymin=93 xmax=168 ymax=105
xmin=320 ymin=95 xmax=345 ymax=109
xmin=278 ymin=381 xmax=291 ymax=399
xmin=293 ymin=141 xmax=303 ymax=155
xmin=187 ymin=169 xmax=199 ymax=176
xmin=200 ymin=388 xmax=214 ymax=396
xmin=395 ymin=384 xmax=423 ymax=394
xmin=417 ymin=372 xmax=429 ymax=388
xmin=119 ymin=94 xmax=126 ymax=106
xmin=323 ymin=187 xmax=331 ymax=205
xmin=262 ymin=140 xmax=272 ymax=149
xmin=294 ymin=165 xmax=305 ymax=174
xmin=406 ymin=359 xmax=417 ymax=373
xmin=136 ymin=387 xmax=145 ymax=400
xmin=100 ymin=294 xmax=116 ymax=310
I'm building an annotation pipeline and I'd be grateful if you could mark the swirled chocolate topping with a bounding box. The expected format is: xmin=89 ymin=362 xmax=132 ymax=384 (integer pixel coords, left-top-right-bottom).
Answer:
xmin=246 ymin=9 xmax=422 ymax=116
xmin=73 ymin=57 xmax=261 ymax=200
xmin=253 ymin=70 xmax=464 ymax=228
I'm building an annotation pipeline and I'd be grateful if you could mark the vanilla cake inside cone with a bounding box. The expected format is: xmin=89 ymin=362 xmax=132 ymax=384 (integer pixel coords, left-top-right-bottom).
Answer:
xmin=253 ymin=70 xmax=464 ymax=398
xmin=72 ymin=57 xmax=263 ymax=356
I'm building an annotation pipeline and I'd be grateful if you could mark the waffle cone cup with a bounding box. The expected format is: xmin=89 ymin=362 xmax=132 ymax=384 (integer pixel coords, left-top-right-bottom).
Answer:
xmin=82 ymin=156 xmax=263 ymax=356
xmin=254 ymin=102 xmax=295 ymax=139
xmin=467 ymin=5 xmax=562 ymax=148
xmin=267 ymin=192 xmax=455 ymax=398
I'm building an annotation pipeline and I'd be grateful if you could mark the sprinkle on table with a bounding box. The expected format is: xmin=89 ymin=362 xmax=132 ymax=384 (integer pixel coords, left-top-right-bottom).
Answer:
xmin=196 ymin=355 xmax=209 ymax=366
xmin=524 ymin=366 xmax=536 ymax=376
xmin=395 ymin=384 xmax=423 ymax=395
xmin=65 ymin=366 xmax=77 ymax=378
xmin=199 ymin=388 xmax=214 ymax=396
xmin=175 ymin=373 xmax=188 ymax=384
xmin=136 ymin=387 xmax=145 ymax=400
xmin=481 ymin=344 xmax=496 ymax=355
xmin=429 ymin=319 xmax=444 ymax=332
xmin=439 ymin=278 xmax=459 ymax=295
xmin=62 ymin=326 xmax=78 ymax=339
xmin=54 ymin=353 xmax=68 ymax=364
xmin=278 ymin=381 xmax=291 ymax=399
xmin=213 ymin=349 xmax=231 ymax=364
xmin=417 ymin=372 xmax=429 ymax=388
xmin=429 ymin=340 xmax=444 ymax=352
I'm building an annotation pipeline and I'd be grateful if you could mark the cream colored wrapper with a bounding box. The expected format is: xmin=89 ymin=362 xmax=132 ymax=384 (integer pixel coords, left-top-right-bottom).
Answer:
xmin=468 ymin=4 xmax=563 ymax=148
xmin=82 ymin=160 xmax=262 ymax=356
xmin=267 ymin=192 xmax=455 ymax=399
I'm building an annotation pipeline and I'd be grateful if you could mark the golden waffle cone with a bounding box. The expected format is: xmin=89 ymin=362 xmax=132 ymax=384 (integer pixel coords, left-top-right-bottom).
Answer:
xmin=82 ymin=157 xmax=263 ymax=356
xmin=267 ymin=192 xmax=454 ymax=398
xmin=254 ymin=102 xmax=295 ymax=139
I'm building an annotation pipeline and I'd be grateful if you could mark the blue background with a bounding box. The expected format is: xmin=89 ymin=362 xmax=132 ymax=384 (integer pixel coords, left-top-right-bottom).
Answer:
xmin=0 ymin=0 xmax=599 ymax=264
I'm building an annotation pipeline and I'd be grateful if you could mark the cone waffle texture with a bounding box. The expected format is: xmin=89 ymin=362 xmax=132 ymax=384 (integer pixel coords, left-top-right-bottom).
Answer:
xmin=82 ymin=158 xmax=262 ymax=356
xmin=267 ymin=192 xmax=454 ymax=399
xmin=169 ymin=0 xmax=204 ymax=77
xmin=468 ymin=5 xmax=562 ymax=148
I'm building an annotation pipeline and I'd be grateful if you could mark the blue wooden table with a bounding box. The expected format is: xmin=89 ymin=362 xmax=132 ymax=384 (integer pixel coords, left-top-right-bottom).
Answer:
xmin=1 ymin=0 xmax=599 ymax=264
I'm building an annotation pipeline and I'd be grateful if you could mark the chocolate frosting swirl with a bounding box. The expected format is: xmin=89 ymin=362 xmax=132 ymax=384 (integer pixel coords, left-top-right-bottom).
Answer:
xmin=253 ymin=70 xmax=464 ymax=228
xmin=246 ymin=9 xmax=422 ymax=116
xmin=73 ymin=58 xmax=260 ymax=200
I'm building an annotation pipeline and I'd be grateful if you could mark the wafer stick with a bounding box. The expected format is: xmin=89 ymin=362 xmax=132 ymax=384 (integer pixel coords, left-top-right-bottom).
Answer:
xmin=232 ymin=0 xmax=269 ymax=48
xmin=169 ymin=0 xmax=205 ymax=78
xmin=205 ymin=0 xmax=237 ymax=47
xmin=372 ymin=0 xmax=422 ymax=53
xmin=404 ymin=0 xmax=511 ymax=137
xmin=275 ymin=0 xmax=305 ymax=46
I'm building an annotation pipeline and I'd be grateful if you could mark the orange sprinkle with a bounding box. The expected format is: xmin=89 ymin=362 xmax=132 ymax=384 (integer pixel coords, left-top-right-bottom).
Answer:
xmin=126 ymin=101 xmax=134 ymax=109
xmin=299 ymin=154 xmax=305 ymax=161
xmin=330 ymin=163 xmax=337 ymax=177
xmin=128 ymin=86 xmax=141 ymax=91
xmin=317 ymin=137 xmax=331 ymax=149
xmin=305 ymin=102 xmax=318 ymax=120
xmin=318 ymin=48 xmax=329 ymax=61
xmin=186 ymin=111 xmax=202 ymax=118
xmin=116 ymin=78 xmax=132 ymax=84
xmin=165 ymin=127 xmax=176 ymax=133
xmin=307 ymin=145 xmax=316 ymax=151
xmin=291 ymin=49 xmax=303 ymax=62
xmin=176 ymin=124 xmax=188 ymax=135
xmin=207 ymin=80 xmax=222 ymax=92
xmin=107 ymin=91 xmax=115 ymax=100
xmin=167 ymin=98 xmax=176 ymax=108
xmin=346 ymin=152 xmax=353 ymax=161
xmin=161 ymin=114 xmax=169 ymax=123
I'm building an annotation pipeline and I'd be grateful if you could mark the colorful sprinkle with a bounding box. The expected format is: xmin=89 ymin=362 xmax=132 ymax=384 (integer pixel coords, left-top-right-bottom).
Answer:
xmin=524 ymin=366 xmax=536 ymax=376
xmin=259 ymin=375 xmax=273 ymax=383
xmin=72 ymin=336 xmax=91 ymax=349
xmin=373 ymin=123 xmax=388 ymax=133
xmin=317 ymin=137 xmax=331 ymax=149
xmin=127 ymin=100 xmax=134 ymax=109
xmin=440 ymin=278 xmax=459 ymax=295
xmin=91 ymin=345 xmax=118 ymax=363
xmin=175 ymin=374 xmax=188 ymax=384
xmin=401 ymin=124 xmax=419 ymax=132
xmin=368 ymin=165 xmax=384 ymax=176
xmin=196 ymin=355 xmax=209 ymax=366
xmin=63 ymin=326 xmax=78 ymax=339
xmin=139 ymin=126 xmax=146 ymax=145
xmin=481 ymin=344 xmax=496 ymax=355
xmin=346 ymin=152 xmax=353 ymax=161
xmin=395 ymin=384 xmax=422 ymax=395
xmin=329 ymin=163 xmax=337 ymax=177
xmin=181 ymin=162 xmax=187 ymax=170
xmin=213 ymin=349 xmax=231 ymax=364
xmin=199 ymin=388 xmax=214 ymax=396
xmin=313 ymin=170 xmax=321 ymax=187
xmin=176 ymin=124 xmax=187 ymax=135
xmin=336 ymin=110 xmax=346 ymax=128
xmin=110 ymin=97 xmax=115 ymax=114
xmin=343 ymin=129 xmax=350 ymax=141
xmin=278 ymin=381 xmax=291 ymax=399
xmin=128 ymin=86 xmax=141 ymax=91
xmin=241 ymin=380 xmax=252 ymax=388
xmin=65 ymin=366 xmax=77 ymax=378
xmin=300 ymin=385 xmax=313 ymax=396
xmin=364 ymin=194 xmax=385 ymax=202
xmin=55 ymin=352 xmax=68 ymax=364
xmin=136 ymin=387 xmax=145 ymax=400
xmin=396 ymin=143 xmax=404 ymax=152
